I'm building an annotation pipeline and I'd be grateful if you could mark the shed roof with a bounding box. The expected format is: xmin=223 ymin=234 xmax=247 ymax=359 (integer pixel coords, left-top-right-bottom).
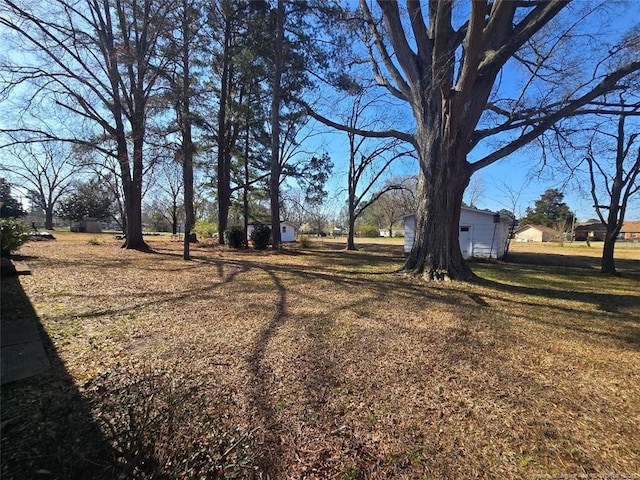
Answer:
xmin=397 ymin=206 xmax=510 ymax=222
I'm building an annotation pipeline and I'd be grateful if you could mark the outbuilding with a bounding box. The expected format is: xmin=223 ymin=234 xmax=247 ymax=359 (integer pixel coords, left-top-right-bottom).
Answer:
xmin=400 ymin=207 xmax=512 ymax=259
xmin=247 ymin=221 xmax=296 ymax=243
xmin=513 ymin=224 xmax=558 ymax=242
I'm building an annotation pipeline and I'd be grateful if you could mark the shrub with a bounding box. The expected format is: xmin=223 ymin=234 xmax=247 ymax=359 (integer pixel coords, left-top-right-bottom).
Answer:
xmin=194 ymin=220 xmax=217 ymax=239
xmin=0 ymin=218 xmax=30 ymax=257
xmin=298 ymin=235 xmax=311 ymax=248
xmin=225 ymin=226 xmax=246 ymax=249
xmin=84 ymin=364 xmax=265 ymax=479
xmin=250 ymin=223 xmax=271 ymax=250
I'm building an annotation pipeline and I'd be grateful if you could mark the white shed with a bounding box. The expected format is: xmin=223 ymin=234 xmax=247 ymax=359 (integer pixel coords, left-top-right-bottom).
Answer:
xmin=279 ymin=221 xmax=296 ymax=242
xmin=400 ymin=207 xmax=512 ymax=259
xmin=247 ymin=221 xmax=296 ymax=243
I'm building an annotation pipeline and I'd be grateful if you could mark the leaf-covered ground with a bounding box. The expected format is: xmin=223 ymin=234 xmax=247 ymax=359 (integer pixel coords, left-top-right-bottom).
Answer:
xmin=2 ymin=234 xmax=639 ymax=479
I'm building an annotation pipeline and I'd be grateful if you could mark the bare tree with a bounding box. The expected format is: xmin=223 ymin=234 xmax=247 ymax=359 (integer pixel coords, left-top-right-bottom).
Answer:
xmin=368 ymin=177 xmax=417 ymax=238
xmin=342 ymin=89 xmax=414 ymax=250
xmin=0 ymin=0 xmax=179 ymax=250
xmin=495 ymin=178 xmax=532 ymax=221
xmin=149 ymin=160 xmax=184 ymax=235
xmin=1 ymin=140 xmax=76 ymax=229
xmin=307 ymin=1 xmax=640 ymax=280
xmin=585 ymin=99 xmax=640 ymax=275
xmin=464 ymin=173 xmax=485 ymax=209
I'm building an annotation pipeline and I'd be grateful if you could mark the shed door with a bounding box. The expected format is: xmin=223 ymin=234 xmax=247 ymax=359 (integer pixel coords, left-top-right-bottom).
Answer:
xmin=459 ymin=225 xmax=472 ymax=258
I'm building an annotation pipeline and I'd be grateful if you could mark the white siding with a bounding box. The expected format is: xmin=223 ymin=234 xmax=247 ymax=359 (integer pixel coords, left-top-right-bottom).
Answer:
xmin=280 ymin=223 xmax=295 ymax=242
xmin=402 ymin=208 xmax=510 ymax=259
xmin=515 ymin=227 xmax=543 ymax=242
xmin=403 ymin=216 xmax=415 ymax=253
xmin=247 ymin=222 xmax=296 ymax=243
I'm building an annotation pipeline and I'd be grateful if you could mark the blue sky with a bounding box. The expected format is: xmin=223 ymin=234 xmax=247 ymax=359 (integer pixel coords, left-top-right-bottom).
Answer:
xmin=2 ymin=1 xmax=638 ymax=224
xmin=312 ymin=1 xmax=640 ymax=224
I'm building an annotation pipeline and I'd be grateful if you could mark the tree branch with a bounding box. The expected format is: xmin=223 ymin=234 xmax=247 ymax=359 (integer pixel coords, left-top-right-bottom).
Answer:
xmin=471 ymin=60 xmax=640 ymax=171
xmin=295 ymin=97 xmax=416 ymax=145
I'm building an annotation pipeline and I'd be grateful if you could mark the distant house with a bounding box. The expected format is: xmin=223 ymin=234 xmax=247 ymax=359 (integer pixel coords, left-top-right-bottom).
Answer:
xmin=573 ymin=223 xmax=607 ymax=241
xmin=513 ymin=224 xmax=558 ymax=242
xmin=399 ymin=206 xmax=512 ymax=259
xmin=573 ymin=220 xmax=640 ymax=241
xmin=379 ymin=228 xmax=404 ymax=238
xmin=619 ymin=221 xmax=640 ymax=241
xmin=247 ymin=221 xmax=296 ymax=243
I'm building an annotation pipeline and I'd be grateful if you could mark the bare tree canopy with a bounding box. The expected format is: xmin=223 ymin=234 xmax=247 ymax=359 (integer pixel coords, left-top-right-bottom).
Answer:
xmin=0 ymin=0 xmax=180 ymax=250
xmin=0 ymin=140 xmax=77 ymax=229
xmin=346 ymin=0 xmax=640 ymax=280
xmin=585 ymin=96 xmax=639 ymax=274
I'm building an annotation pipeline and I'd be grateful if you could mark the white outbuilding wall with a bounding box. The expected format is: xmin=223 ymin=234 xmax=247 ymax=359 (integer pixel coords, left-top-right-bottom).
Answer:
xmin=247 ymin=221 xmax=296 ymax=243
xmin=401 ymin=207 xmax=511 ymax=259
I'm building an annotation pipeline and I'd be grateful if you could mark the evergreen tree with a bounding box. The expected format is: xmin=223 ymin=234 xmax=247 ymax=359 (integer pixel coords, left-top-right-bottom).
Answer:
xmin=520 ymin=189 xmax=574 ymax=228
xmin=56 ymin=178 xmax=116 ymax=222
xmin=0 ymin=178 xmax=26 ymax=218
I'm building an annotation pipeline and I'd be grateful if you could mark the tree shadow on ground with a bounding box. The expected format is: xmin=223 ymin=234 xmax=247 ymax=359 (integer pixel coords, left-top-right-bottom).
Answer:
xmin=473 ymin=253 xmax=640 ymax=346
xmin=1 ymin=275 xmax=117 ymax=479
xmin=505 ymin=251 xmax=640 ymax=278
xmin=477 ymin=274 xmax=640 ymax=316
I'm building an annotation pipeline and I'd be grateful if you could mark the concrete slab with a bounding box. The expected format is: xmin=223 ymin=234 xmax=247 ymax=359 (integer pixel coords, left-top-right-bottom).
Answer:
xmin=1 ymin=318 xmax=42 ymax=347
xmin=1 ymin=340 xmax=50 ymax=384
xmin=1 ymin=261 xmax=50 ymax=385
xmin=1 ymin=258 xmax=31 ymax=276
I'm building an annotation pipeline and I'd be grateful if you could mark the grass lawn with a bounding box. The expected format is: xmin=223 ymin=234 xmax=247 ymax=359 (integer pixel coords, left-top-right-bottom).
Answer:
xmin=2 ymin=232 xmax=639 ymax=479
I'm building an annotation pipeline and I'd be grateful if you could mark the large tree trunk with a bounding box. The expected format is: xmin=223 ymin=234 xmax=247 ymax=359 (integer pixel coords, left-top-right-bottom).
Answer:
xmin=346 ymin=212 xmax=357 ymax=250
xmin=181 ymin=0 xmax=195 ymax=261
xmin=117 ymin=132 xmax=148 ymax=250
xmin=171 ymin=203 xmax=178 ymax=235
xmin=600 ymin=202 xmax=622 ymax=275
xmin=403 ymin=124 xmax=476 ymax=281
xmin=217 ymin=8 xmax=232 ymax=245
xmin=346 ymin=150 xmax=357 ymax=250
xmin=122 ymin=178 xmax=147 ymax=250
xmin=44 ymin=206 xmax=54 ymax=230
xmin=243 ymin=113 xmax=250 ymax=242
xmin=269 ymin=0 xmax=284 ymax=249
xmin=601 ymin=232 xmax=617 ymax=275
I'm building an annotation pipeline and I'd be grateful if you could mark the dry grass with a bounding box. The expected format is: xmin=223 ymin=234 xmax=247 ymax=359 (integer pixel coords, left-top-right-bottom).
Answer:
xmin=2 ymin=232 xmax=639 ymax=479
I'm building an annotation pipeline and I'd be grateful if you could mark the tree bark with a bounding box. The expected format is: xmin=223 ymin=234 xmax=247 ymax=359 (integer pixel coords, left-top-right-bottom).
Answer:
xmin=181 ymin=0 xmax=195 ymax=260
xmin=600 ymin=196 xmax=622 ymax=275
xmin=346 ymin=205 xmax=357 ymax=251
xmin=403 ymin=115 xmax=476 ymax=281
xmin=243 ymin=107 xmax=251 ymax=242
xmin=601 ymin=232 xmax=617 ymax=275
xmin=45 ymin=206 xmax=54 ymax=230
xmin=122 ymin=113 xmax=149 ymax=250
xmin=269 ymin=0 xmax=284 ymax=249
xmin=346 ymin=155 xmax=357 ymax=250
xmin=405 ymin=165 xmax=475 ymax=281
xmin=217 ymin=8 xmax=233 ymax=245
xmin=171 ymin=208 xmax=178 ymax=235
xmin=122 ymin=178 xmax=147 ymax=250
